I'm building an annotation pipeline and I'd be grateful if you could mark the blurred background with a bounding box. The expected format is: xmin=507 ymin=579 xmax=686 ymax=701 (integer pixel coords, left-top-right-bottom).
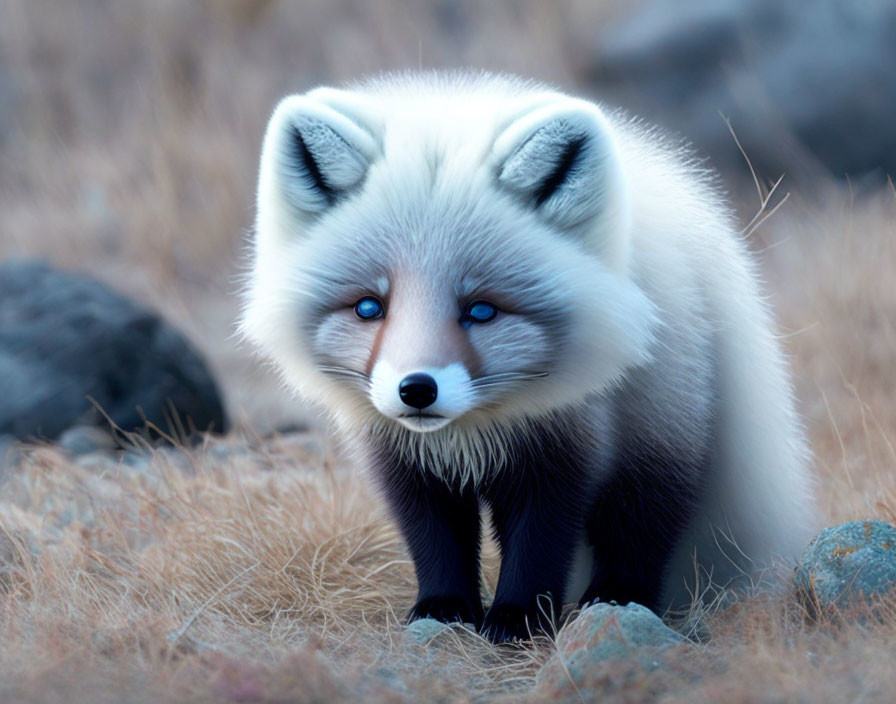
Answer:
xmin=1 ymin=0 xmax=895 ymax=516
xmin=0 ymin=0 xmax=628 ymax=434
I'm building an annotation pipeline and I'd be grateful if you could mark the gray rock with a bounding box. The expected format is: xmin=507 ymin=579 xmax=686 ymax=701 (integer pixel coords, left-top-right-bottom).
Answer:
xmin=0 ymin=434 xmax=15 ymax=462
xmin=73 ymin=450 xmax=120 ymax=471
xmin=57 ymin=425 xmax=117 ymax=456
xmin=0 ymin=531 xmax=18 ymax=593
xmin=121 ymin=449 xmax=154 ymax=471
xmin=0 ymin=66 xmax=17 ymax=149
xmin=403 ymin=617 xmax=453 ymax=645
xmin=537 ymin=602 xmax=686 ymax=698
xmin=0 ymin=434 xmax=22 ymax=479
xmin=0 ymin=260 xmax=227 ymax=443
xmin=795 ymin=520 xmax=896 ymax=616
xmin=591 ymin=0 xmax=896 ymax=180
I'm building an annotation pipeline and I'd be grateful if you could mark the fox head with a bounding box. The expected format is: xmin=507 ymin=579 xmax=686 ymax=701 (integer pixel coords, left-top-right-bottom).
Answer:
xmin=241 ymin=75 xmax=657 ymax=440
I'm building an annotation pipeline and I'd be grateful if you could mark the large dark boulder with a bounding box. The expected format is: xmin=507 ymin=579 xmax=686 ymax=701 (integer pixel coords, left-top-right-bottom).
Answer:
xmin=0 ymin=260 xmax=227 ymax=442
xmin=590 ymin=0 xmax=896 ymax=180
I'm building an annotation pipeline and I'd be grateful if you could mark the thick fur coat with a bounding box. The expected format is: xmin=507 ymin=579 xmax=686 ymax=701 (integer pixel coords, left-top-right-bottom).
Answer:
xmin=241 ymin=71 xmax=816 ymax=642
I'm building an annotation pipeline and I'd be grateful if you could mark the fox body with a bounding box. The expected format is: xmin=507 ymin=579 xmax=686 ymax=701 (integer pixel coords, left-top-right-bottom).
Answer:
xmin=241 ymin=72 xmax=816 ymax=642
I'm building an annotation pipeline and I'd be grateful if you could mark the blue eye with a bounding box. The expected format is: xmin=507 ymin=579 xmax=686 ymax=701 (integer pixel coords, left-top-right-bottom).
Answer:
xmin=354 ymin=296 xmax=384 ymax=320
xmin=463 ymin=299 xmax=498 ymax=324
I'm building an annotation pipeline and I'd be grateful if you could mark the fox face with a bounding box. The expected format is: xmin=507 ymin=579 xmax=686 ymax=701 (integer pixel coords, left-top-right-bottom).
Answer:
xmin=242 ymin=76 xmax=658 ymax=437
xmin=303 ymin=210 xmax=572 ymax=433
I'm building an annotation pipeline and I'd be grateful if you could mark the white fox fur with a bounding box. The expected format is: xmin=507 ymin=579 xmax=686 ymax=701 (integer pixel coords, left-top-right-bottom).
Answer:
xmin=241 ymin=71 xmax=816 ymax=610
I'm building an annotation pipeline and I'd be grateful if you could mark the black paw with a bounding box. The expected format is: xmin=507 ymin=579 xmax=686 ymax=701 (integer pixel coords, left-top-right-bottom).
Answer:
xmin=480 ymin=602 xmax=555 ymax=644
xmin=408 ymin=595 xmax=483 ymax=627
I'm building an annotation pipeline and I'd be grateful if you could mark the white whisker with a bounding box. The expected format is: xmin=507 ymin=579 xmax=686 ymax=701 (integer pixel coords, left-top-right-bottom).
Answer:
xmin=470 ymin=371 xmax=548 ymax=388
xmin=319 ymin=365 xmax=371 ymax=384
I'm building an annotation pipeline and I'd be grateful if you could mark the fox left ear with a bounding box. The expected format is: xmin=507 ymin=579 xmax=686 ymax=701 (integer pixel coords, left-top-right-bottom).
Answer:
xmin=257 ymin=88 xmax=381 ymax=224
xmin=492 ymin=99 xmax=630 ymax=264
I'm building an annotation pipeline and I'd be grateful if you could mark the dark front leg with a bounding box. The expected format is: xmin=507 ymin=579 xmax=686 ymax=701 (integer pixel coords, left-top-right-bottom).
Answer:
xmin=480 ymin=427 xmax=594 ymax=643
xmin=582 ymin=446 xmax=704 ymax=613
xmin=373 ymin=452 xmax=483 ymax=627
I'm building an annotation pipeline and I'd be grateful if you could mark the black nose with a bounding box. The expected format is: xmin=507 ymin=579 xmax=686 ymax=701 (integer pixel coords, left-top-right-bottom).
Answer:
xmin=399 ymin=373 xmax=438 ymax=409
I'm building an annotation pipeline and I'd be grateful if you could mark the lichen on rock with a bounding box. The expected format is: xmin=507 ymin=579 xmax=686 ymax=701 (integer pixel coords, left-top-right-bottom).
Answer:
xmin=536 ymin=602 xmax=688 ymax=699
xmin=795 ymin=520 xmax=896 ymax=618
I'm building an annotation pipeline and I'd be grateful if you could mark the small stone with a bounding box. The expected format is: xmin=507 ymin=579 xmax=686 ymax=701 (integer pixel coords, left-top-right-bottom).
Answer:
xmin=537 ymin=602 xmax=687 ymax=699
xmin=403 ymin=618 xmax=453 ymax=645
xmin=0 ymin=537 xmax=18 ymax=592
xmin=57 ymin=426 xmax=117 ymax=456
xmin=0 ymin=434 xmax=20 ymax=475
xmin=75 ymin=451 xmax=121 ymax=472
xmin=795 ymin=520 xmax=896 ymax=616
xmin=208 ymin=443 xmax=238 ymax=461
xmin=120 ymin=449 xmax=155 ymax=474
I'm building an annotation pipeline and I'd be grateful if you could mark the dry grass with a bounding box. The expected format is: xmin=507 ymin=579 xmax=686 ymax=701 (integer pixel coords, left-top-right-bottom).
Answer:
xmin=0 ymin=435 xmax=544 ymax=702
xmin=2 ymin=1 xmax=896 ymax=701
xmin=769 ymin=184 xmax=896 ymax=524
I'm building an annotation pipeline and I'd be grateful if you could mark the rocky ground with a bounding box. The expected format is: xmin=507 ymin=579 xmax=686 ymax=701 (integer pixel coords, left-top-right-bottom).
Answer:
xmin=2 ymin=420 xmax=896 ymax=703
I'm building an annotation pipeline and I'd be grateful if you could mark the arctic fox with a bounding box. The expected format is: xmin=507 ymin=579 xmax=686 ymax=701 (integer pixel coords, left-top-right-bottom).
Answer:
xmin=241 ymin=72 xmax=816 ymax=643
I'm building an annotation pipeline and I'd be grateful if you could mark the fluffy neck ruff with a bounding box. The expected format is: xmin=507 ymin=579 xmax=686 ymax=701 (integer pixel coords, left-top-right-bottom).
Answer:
xmin=360 ymin=405 xmax=595 ymax=487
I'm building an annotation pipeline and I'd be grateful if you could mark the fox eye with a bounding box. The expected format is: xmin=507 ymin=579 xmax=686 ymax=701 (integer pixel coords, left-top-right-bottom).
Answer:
xmin=354 ymin=296 xmax=385 ymax=320
xmin=462 ymin=299 xmax=498 ymax=324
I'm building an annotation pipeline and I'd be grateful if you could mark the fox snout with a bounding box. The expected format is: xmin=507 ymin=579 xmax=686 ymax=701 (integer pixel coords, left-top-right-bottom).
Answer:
xmin=370 ymin=360 xmax=474 ymax=432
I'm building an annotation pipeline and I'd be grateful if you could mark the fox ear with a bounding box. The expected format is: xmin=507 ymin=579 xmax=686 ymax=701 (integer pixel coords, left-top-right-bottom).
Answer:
xmin=258 ymin=90 xmax=380 ymax=218
xmin=493 ymin=99 xmax=630 ymax=256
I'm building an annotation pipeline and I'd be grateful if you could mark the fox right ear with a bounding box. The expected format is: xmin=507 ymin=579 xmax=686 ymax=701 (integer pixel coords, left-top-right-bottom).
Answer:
xmin=491 ymin=97 xmax=631 ymax=269
xmin=257 ymin=91 xmax=380 ymax=218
